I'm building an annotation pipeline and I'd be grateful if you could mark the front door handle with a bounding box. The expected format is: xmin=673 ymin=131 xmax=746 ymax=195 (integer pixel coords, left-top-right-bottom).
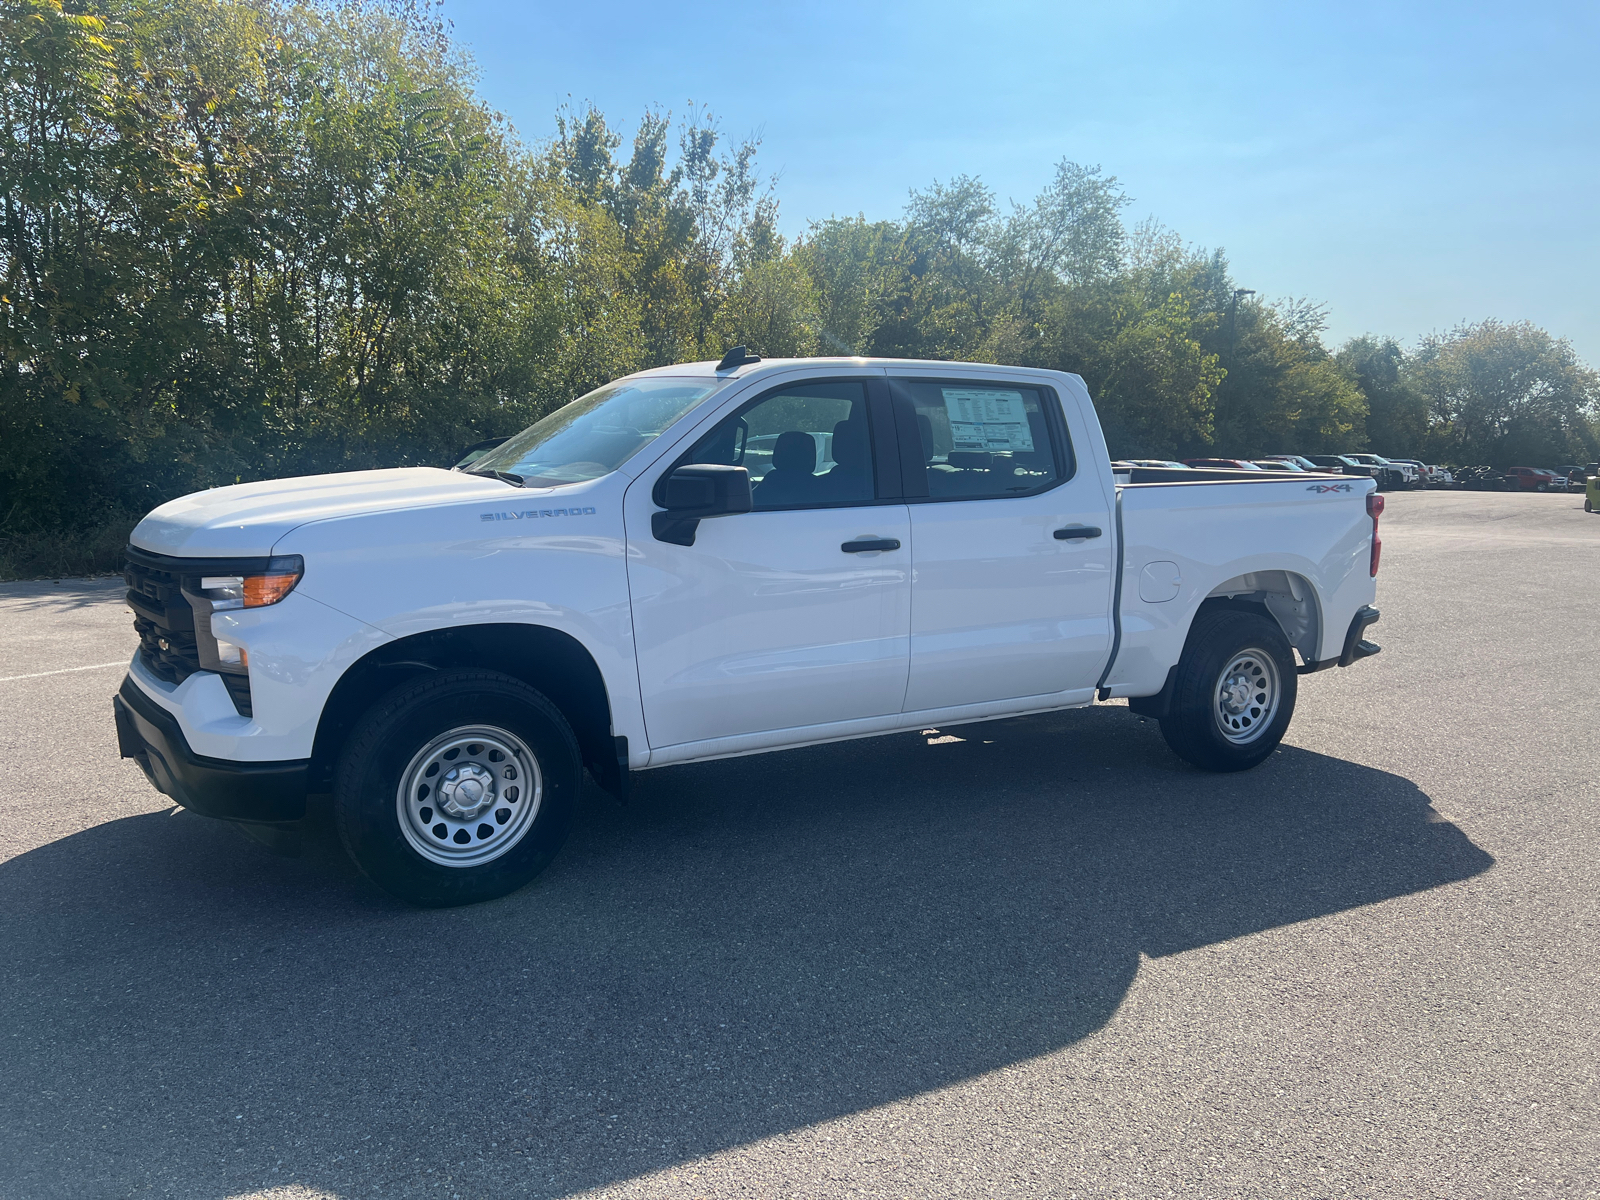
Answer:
xmin=841 ymin=537 xmax=902 ymax=553
xmin=1053 ymin=525 xmax=1103 ymax=541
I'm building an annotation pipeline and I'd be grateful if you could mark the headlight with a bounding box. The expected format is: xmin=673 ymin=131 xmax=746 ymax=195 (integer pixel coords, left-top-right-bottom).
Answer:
xmin=178 ymin=555 xmax=304 ymax=686
xmin=197 ymin=561 xmax=303 ymax=610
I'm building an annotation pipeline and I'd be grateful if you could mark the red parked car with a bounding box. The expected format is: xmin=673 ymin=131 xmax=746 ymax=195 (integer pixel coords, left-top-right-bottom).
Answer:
xmin=1182 ymin=458 xmax=1263 ymax=470
xmin=1504 ymin=467 xmax=1563 ymax=492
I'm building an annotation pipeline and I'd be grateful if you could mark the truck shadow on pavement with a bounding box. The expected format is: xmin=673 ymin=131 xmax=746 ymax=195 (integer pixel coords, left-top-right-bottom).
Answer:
xmin=0 ymin=705 xmax=1491 ymax=1199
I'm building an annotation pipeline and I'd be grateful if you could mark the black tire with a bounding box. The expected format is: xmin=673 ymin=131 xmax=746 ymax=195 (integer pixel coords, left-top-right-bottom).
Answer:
xmin=1586 ymin=496 xmax=1593 ymax=512
xmin=1158 ymin=609 xmax=1298 ymax=772
xmin=334 ymin=669 xmax=581 ymax=907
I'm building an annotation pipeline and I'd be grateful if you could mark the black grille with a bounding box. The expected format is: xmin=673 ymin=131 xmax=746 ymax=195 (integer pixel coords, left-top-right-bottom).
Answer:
xmin=124 ymin=554 xmax=202 ymax=685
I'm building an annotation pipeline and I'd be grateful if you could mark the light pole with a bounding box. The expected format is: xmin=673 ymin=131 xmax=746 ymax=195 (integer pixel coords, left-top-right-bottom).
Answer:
xmin=1228 ymin=287 xmax=1256 ymax=355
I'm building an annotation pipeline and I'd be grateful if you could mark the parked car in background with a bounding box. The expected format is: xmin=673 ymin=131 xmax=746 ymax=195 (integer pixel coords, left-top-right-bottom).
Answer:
xmin=1124 ymin=459 xmax=1190 ymax=470
xmin=1389 ymin=458 xmax=1442 ymax=486
xmin=1183 ymin=458 xmax=1262 ymax=470
xmin=1251 ymin=459 xmax=1304 ymax=471
xmin=1553 ymin=465 xmax=1587 ymax=492
xmin=1505 ymin=467 xmax=1563 ymax=492
xmin=1306 ymin=454 xmax=1384 ymax=485
xmin=1345 ymin=454 xmax=1413 ymax=490
xmin=1260 ymin=455 xmax=1321 ymax=471
xmin=1454 ymin=466 xmax=1506 ymax=491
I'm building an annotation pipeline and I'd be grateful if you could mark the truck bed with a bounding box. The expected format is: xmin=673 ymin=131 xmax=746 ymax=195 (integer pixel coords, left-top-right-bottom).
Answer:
xmin=1099 ymin=469 xmax=1377 ymax=699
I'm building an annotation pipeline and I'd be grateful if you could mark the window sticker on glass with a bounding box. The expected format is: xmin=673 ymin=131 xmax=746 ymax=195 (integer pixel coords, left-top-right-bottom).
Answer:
xmin=941 ymin=388 xmax=1035 ymax=453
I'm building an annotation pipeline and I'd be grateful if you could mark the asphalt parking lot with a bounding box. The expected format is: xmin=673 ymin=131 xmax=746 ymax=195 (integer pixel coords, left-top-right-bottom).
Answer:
xmin=1 ymin=489 xmax=1596 ymax=1200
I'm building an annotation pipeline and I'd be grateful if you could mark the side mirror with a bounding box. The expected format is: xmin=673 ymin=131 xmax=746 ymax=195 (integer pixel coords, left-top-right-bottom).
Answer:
xmin=652 ymin=464 xmax=752 ymax=546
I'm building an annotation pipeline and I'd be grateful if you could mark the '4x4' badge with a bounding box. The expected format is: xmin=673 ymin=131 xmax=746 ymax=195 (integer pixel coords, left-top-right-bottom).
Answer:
xmin=1306 ymin=483 xmax=1353 ymax=493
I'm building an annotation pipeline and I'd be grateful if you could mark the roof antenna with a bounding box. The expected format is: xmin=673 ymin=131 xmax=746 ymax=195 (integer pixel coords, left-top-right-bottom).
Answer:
xmin=716 ymin=345 xmax=762 ymax=372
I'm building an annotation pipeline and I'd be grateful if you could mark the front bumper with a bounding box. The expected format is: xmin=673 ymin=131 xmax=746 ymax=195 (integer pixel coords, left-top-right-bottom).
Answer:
xmin=113 ymin=676 xmax=308 ymax=823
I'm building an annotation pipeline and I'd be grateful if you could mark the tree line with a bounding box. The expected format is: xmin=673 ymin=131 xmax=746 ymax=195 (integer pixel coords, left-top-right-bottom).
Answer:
xmin=3 ymin=0 xmax=1597 ymax=571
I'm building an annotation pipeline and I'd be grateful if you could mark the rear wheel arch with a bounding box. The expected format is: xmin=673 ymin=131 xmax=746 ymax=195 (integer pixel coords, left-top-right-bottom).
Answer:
xmin=310 ymin=624 xmax=618 ymax=795
xmin=1197 ymin=570 xmax=1321 ymax=667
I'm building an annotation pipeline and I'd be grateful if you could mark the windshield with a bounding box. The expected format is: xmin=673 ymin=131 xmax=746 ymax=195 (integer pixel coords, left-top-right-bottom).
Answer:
xmin=470 ymin=377 xmax=722 ymax=487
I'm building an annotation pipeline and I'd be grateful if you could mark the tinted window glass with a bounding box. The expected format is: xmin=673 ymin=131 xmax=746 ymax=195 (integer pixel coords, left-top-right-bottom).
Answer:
xmin=893 ymin=380 xmax=1065 ymax=500
xmin=685 ymin=381 xmax=876 ymax=510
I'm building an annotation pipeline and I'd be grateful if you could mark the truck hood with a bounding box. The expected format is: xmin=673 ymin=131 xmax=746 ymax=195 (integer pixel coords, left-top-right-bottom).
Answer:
xmin=130 ymin=468 xmax=513 ymax=558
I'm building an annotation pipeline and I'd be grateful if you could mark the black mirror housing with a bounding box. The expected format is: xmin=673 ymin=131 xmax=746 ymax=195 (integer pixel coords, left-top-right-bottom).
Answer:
xmin=652 ymin=464 xmax=752 ymax=545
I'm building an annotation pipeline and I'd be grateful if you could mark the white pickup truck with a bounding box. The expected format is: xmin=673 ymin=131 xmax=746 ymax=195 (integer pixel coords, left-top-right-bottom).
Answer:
xmin=115 ymin=353 xmax=1384 ymax=906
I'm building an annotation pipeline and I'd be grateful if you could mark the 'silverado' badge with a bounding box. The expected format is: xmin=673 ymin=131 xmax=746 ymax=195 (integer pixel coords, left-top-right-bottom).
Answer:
xmin=480 ymin=507 xmax=598 ymax=522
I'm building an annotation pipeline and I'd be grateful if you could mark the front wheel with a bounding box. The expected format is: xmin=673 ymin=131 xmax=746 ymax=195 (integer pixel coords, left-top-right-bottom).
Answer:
xmin=335 ymin=670 xmax=581 ymax=907
xmin=1586 ymin=496 xmax=1593 ymax=512
xmin=1158 ymin=609 xmax=1298 ymax=772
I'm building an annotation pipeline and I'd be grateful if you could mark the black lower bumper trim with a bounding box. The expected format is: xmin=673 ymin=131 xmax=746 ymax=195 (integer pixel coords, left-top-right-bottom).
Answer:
xmin=1338 ymin=605 xmax=1382 ymax=667
xmin=114 ymin=677 xmax=308 ymax=823
xmin=1299 ymin=605 xmax=1382 ymax=674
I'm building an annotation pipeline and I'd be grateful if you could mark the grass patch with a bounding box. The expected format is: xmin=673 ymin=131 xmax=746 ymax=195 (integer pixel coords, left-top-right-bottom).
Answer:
xmin=0 ymin=514 xmax=140 ymax=582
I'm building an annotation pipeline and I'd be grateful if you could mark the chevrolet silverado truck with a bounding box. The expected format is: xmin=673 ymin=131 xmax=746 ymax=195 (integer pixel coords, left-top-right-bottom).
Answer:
xmin=115 ymin=353 xmax=1384 ymax=906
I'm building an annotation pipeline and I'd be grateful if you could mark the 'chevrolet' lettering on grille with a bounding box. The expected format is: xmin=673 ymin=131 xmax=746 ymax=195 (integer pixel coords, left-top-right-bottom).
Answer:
xmin=480 ymin=506 xmax=599 ymax=522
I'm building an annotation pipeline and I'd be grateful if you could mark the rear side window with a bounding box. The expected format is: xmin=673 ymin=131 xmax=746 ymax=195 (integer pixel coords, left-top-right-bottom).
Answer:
xmin=891 ymin=379 xmax=1070 ymax=500
xmin=681 ymin=380 xmax=878 ymax=510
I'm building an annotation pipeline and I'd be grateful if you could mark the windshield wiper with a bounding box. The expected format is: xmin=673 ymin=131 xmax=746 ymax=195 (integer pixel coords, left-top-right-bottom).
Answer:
xmin=464 ymin=468 xmax=525 ymax=487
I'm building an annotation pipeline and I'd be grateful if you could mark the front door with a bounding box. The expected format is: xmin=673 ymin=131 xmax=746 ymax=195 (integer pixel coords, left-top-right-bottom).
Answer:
xmin=625 ymin=375 xmax=912 ymax=751
xmin=889 ymin=374 xmax=1115 ymax=712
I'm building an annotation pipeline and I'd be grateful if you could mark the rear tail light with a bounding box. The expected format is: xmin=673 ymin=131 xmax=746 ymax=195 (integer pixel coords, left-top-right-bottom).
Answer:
xmin=1367 ymin=492 xmax=1384 ymax=576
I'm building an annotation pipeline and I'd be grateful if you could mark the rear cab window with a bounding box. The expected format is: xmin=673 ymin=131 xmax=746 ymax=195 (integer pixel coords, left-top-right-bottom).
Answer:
xmin=889 ymin=378 xmax=1073 ymax=501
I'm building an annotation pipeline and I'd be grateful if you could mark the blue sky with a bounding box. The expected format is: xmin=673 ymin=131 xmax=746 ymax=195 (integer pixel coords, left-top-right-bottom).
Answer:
xmin=446 ymin=0 xmax=1600 ymax=363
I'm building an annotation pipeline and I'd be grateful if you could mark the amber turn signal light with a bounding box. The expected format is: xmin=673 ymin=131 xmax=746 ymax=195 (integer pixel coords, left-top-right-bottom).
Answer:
xmin=243 ymin=573 xmax=300 ymax=607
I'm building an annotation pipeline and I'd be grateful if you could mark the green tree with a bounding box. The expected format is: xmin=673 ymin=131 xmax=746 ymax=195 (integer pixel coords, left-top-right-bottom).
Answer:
xmin=1091 ymin=293 xmax=1223 ymax=456
xmin=1409 ymin=319 xmax=1600 ymax=466
xmin=1202 ymin=296 xmax=1366 ymax=455
xmin=794 ymin=216 xmax=909 ymax=354
xmin=1337 ymin=335 xmax=1428 ymax=456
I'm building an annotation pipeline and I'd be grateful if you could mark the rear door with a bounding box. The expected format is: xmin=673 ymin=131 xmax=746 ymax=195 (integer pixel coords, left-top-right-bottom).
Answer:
xmin=889 ymin=372 xmax=1115 ymax=712
xmin=624 ymin=372 xmax=913 ymax=751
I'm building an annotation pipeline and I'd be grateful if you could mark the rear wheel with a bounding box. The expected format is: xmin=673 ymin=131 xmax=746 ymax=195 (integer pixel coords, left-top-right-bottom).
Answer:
xmin=1158 ymin=610 xmax=1298 ymax=772
xmin=335 ymin=670 xmax=581 ymax=907
xmin=1586 ymin=496 xmax=1593 ymax=512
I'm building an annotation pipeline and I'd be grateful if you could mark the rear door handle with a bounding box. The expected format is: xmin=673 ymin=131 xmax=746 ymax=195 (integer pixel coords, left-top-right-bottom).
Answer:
xmin=1053 ymin=526 xmax=1103 ymax=541
xmin=841 ymin=538 xmax=901 ymax=553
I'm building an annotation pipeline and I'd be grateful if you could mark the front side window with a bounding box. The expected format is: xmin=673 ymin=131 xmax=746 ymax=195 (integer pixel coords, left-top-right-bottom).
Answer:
xmin=892 ymin=380 xmax=1068 ymax=500
xmin=473 ymin=377 xmax=722 ymax=488
xmin=683 ymin=381 xmax=877 ymax=509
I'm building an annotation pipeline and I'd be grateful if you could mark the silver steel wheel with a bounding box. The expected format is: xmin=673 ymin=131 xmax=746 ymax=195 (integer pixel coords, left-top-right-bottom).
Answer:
xmin=1213 ymin=648 xmax=1281 ymax=744
xmin=395 ymin=725 xmax=543 ymax=868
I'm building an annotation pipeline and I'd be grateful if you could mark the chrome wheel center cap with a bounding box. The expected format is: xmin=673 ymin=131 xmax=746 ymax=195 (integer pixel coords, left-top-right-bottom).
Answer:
xmin=437 ymin=762 xmax=497 ymax=820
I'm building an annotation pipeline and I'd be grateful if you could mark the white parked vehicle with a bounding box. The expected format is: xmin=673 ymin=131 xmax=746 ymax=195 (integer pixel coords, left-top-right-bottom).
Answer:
xmin=115 ymin=353 xmax=1385 ymax=906
xmin=1346 ymin=453 xmax=1416 ymax=488
xmin=1392 ymin=459 xmax=1450 ymax=488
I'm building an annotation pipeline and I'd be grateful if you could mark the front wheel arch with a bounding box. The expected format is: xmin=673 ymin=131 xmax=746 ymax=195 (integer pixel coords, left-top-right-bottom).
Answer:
xmin=309 ymin=624 xmax=618 ymax=796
